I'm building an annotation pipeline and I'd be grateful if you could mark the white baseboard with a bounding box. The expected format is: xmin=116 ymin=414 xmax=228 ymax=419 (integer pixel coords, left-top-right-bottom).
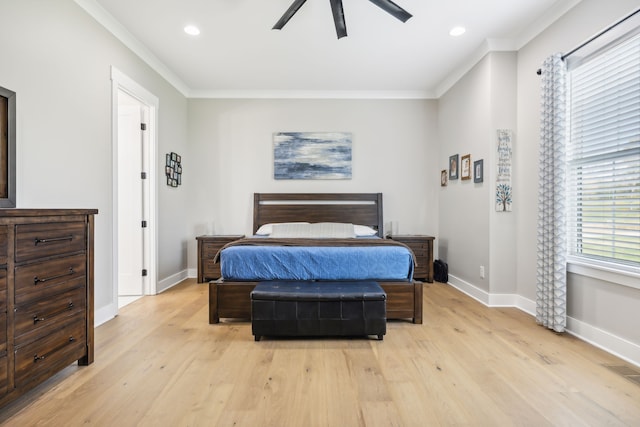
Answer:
xmin=567 ymin=317 xmax=640 ymax=368
xmin=157 ymin=269 xmax=190 ymax=293
xmin=187 ymin=267 xmax=197 ymax=278
xmin=94 ymin=270 xmax=190 ymax=328
xmin=94 ymin=302 xmax=117 ymax=327
xmin=446 ymin=274 xmax=639 ymax=368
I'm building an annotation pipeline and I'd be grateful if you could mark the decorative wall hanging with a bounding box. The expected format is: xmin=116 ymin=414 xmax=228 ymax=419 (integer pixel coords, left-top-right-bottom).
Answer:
xmin=440 ymin=170 xmax=448 ymax=187
xmin=474 ymin=159 xmax=484 ymax=183
xmin=274 ymin=132 xmax=352 ymax=180
xmin=496 ymin=129 xmax=513 ymax=211
xmin=165 ymin=152 xmax=182 ymax=187
xmin=448 ymin=154 xmax=459 ymax=180
xmin=461 ymin=154 xmax=471 ymax=180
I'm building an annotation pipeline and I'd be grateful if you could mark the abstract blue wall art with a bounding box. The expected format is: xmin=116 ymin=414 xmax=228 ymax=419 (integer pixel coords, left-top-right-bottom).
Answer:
xmin=274 ymin=132 xmax=352 ymax=180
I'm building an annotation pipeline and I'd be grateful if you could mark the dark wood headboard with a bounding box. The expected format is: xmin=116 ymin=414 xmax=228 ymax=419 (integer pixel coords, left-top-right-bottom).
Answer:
xmin=253 ymin=193 xmax=384 ymax=237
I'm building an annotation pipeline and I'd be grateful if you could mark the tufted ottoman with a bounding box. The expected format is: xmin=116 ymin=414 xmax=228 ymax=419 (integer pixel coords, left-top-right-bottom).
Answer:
xmin=251 ymin=280 xmax=386 ymax=341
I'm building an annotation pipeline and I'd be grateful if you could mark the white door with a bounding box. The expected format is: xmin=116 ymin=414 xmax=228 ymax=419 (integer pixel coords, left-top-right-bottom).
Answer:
xmin=117 ymin=90 xmax=147 ymax=297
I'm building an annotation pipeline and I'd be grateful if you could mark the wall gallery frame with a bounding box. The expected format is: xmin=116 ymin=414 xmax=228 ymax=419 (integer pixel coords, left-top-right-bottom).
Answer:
xmin=441 ymin=170 xmax=448 ymax=186
xmin=449 ymin=154 xmax=459 ymax=180
xmin=461 ymin=154 xmax=471 ymax=180
xmin=474 ymin=159 xmax=484 ymax=183
xmin=165 ymin=152 xmax=182 ymax=187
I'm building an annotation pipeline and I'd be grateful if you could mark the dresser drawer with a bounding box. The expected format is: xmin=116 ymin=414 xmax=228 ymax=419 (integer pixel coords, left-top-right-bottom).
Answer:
xmin=14 ymin=318 xmax=86 ymax=386
xmin=0 ymin=353 xmax=7 ymax=396
xmin=414 ymin=264 xmax=428 ymax=276
xmin=0 ymin=225 xmax=7 ymax=266
xmin=203 ymin=259 xmax=221 ymax=278
xmin=14 ymin=287 xmax=86 ymax=345
xmin=202 ymin=242 xmax=219 ymax=259
xmin=0 ymin=311 xmax=6 ymax=355
xmin=0 ymin=268 xmax=6 ymax=355
xmin=15 ymin=222 xmax=86 ymax=263
xmin=408 ymin=247 xmax=427 ymax=258
xmin=14 ymin=253 xmax=87 ymax=306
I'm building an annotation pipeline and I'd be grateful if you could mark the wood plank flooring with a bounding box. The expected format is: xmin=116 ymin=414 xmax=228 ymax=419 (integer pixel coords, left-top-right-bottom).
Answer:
xmin=1 ymin=278 xmax=639 ymax=426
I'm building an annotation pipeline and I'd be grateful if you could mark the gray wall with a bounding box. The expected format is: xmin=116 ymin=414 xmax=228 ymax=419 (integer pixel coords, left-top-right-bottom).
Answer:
xmin=186 ymin=98 xmax=440 ymax=268
xmin=438 ymin=52 xmax=517 ymax=298
xmin=0 ymin=0 xmax=189 ymax=321
xmin=516 ymin=0 xmax=640 ymax=355
xmin=438 ymin=0 xmax=639 ymax=364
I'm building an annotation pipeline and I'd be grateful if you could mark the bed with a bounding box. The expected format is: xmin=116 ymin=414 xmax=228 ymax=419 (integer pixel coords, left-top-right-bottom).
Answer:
xmin=209 ymin=193 xmax=423 ymax=324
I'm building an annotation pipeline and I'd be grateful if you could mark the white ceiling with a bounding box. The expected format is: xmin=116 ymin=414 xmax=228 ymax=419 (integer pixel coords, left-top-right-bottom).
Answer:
xmin=78 ymin=0 xmax=581 ymax=98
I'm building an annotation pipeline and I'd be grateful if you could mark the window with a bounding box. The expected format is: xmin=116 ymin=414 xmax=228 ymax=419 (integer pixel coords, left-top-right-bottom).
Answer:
xmin=566 ymin=32 xmax=640 ymax=271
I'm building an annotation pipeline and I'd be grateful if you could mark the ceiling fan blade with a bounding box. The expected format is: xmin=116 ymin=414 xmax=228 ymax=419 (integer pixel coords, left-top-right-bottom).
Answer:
xmin=367 ymin=0 xmax=412 ymax=22
xmin=329 ymin=0 xmax=347 ymax=39
xmin=273 ymin=0 xmax=309 ymax=30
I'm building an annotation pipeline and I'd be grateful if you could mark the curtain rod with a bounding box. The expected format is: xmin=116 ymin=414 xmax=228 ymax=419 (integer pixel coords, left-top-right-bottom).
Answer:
xmin=536 ymin=8 xmax=640 ymax=75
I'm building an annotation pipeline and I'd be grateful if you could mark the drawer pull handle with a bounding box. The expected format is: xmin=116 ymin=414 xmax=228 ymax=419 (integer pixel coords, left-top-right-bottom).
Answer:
xmin=34 ymin=235 xmax=74 ymax=245
xmin=33 ymin=302 xmax=76 ymax=324
xmin=33 ymin=336 xmax=77 ymax=363
xmin=34 ymin=268 xmax=75 ymax=285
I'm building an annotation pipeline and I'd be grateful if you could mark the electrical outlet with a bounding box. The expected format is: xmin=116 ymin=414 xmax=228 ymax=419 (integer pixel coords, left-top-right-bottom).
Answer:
xmin=480 ymin=266 xmax=485 ymax=279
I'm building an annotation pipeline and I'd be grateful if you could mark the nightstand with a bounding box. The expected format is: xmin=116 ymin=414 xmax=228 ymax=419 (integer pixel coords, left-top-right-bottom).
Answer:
xmin=196 ymin=235 xmax=244 ymax=283
xmin=389 ymin=235 xmax=435 ymax=282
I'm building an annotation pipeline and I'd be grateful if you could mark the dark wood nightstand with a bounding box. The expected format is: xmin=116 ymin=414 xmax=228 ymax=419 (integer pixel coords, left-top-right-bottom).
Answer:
xmin=196 ymin=235 xmax=244 ymax=283
xmin=389 ymin=235 xmax=435 ymax=282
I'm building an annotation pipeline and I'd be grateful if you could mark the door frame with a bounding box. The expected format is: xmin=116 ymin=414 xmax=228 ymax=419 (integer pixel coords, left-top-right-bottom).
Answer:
xmin=110 ymin=66 xmax=158 ymax=307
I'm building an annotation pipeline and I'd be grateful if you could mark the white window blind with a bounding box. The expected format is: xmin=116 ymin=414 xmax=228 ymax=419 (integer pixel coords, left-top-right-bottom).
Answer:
xmin=566 ymin=32 xmax=640 ymax=269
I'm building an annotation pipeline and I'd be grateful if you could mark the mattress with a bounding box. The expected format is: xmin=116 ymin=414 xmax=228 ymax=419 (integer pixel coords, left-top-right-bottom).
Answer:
xmin=220 ymin=239 xmax=414 ymax=281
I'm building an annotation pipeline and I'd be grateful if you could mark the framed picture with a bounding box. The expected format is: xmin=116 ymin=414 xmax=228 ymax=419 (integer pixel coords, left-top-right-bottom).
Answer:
xmin=441 ymin=170 xmax=448 ymax=187
xmin=461 ymin=154 xmax=471 ymax=180
xmin=449 ymin=154 xmax=459 ymax=180
xmin=474 ymin=159 xmax=484 ymax=183
xmin=274 ymin=132 xmax=352 ymax=180
xmin=165 ymin=152 xmax=182 ymax=187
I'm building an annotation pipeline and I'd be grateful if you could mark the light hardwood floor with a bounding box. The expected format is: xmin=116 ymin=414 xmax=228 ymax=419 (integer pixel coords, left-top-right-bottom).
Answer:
xmin=1 ymin=279 xmax=639 ymax=426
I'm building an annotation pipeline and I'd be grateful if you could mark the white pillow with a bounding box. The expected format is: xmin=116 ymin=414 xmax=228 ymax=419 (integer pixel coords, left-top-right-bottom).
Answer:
xmin=270 ymin=222 xmax=356 ymax=238
xmin=354 ymin=224 xmax=378 ymax=236
xmin=255 ymin=222 xmax=309 ymax=235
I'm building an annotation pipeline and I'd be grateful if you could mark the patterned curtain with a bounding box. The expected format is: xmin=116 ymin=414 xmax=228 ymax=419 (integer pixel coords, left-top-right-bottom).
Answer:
xmin=537 ymin=54 xmax=567 ymax=333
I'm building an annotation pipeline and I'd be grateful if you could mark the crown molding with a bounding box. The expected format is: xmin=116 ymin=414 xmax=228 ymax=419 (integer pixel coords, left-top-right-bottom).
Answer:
xmin=188 ymin=89 xmax=436 ymax=100
xmin=76 ymin=0 xmax=582 ymax=101
xmin=74 ymin=0 xmax=190 ymax=97
xmin=514 ymin=0 xmax=584 ymax=49
xmin=435 ymin=0 xmax=583 ymax=98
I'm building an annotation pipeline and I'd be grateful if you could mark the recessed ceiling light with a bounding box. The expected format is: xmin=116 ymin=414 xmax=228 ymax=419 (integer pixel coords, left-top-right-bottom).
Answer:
xmin=449 ymin=26 xmax=466 ymax=37
xmin=184 ymin=25 xmax=200 ymax=36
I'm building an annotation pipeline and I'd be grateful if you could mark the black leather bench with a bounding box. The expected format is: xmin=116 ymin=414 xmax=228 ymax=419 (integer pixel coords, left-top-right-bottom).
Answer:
xmin=251 ymin=281 xmax=386 ymax=341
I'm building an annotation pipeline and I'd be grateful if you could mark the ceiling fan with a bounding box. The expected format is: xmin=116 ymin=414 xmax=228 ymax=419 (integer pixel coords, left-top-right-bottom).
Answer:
xmin=273 ymin=0 xmax=413 ymax=39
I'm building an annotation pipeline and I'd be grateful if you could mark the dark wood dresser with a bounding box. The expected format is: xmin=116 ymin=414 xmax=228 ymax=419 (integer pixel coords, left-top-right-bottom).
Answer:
xmin=389 ymin=235 xmax=435 ymax=282
xmin=0 ymin=209 xmax=96 ymax=407
xmin=196 ymin=235 xmax=244 ymax=283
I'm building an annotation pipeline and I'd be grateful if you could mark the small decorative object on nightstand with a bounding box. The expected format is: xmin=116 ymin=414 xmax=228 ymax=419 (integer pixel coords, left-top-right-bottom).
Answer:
xmin=388 ymin=235 xmax=435 ymax=282
xmin=196 ymin=235 xmax=244 ymax=283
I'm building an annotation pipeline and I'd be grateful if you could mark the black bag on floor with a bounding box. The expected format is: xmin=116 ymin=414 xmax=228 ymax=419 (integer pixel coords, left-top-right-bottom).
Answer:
xmin=433 ymin=259 xmax=448 ymax=283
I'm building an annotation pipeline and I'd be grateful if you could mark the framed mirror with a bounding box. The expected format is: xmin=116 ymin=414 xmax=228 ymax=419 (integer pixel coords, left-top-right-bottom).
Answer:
xmin=0 ymin=85 xmax=16 ymax=208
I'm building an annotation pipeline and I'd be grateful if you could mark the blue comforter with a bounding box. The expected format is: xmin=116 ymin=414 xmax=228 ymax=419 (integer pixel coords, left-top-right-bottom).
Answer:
xmin=220 ymin=241 xmax=414 ymax=281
